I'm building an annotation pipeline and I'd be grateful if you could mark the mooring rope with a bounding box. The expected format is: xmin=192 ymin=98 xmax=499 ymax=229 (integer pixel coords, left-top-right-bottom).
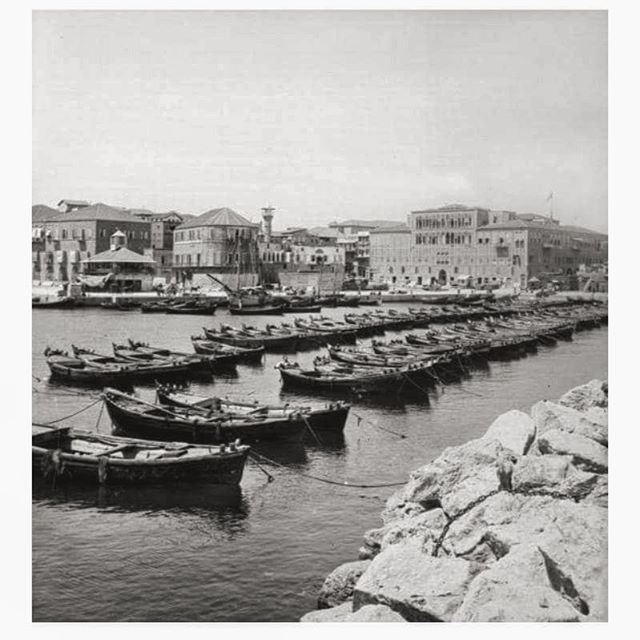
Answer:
xmin=352 ymin=410 xmax=407 ymax=440
xmin=248 ymin=450 xmax=407 ymax=489
xmin=34 ymin=397 xmax=103 ymax=425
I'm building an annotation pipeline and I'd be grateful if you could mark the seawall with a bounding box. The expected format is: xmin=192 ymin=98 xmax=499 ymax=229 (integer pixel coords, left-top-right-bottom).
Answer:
xmin=301 ymin=379 xmax=608 ymax=623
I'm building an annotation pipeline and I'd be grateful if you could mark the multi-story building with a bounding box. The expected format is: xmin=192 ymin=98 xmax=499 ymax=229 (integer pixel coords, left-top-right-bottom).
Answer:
xmin=149 ymin=211 xmax=184 ymax=279
xmin=172 ymin=207 xmax=260 ymax=288
xmin=258 ymin=209 xmax=345 ymax=292
xmin=368 ymin=224 xmax=412 ymax=285
xmin=32 ymin=202 xmax=151 ymax=283
xmin=407 ymin=204 xmax=608 ymax=288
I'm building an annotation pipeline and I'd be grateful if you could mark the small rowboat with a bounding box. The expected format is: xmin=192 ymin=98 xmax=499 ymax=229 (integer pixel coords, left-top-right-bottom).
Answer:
xmin=228 ymin=304 xmax=286 ymax=316
xmin=156 ymin=386 xmax=350 ymax=433
xmin=32 ymin=296 xmax=76 ymax=309
xmin=277 ymin=363 xmax=408 ymax=392
xmin=32 ymin=424 xmax=249 ymax=485
xmin=45 ymin=347 xmax=193 ymax=385
xmin=191 ymin=336 xmax=265 ymax=363
xmin=103 ymin=388 xmax=306 ymax=443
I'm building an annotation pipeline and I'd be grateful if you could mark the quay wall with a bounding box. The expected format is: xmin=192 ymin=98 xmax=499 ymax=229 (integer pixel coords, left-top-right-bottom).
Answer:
xmin=301 ymin=379 xmax=608 ymax=623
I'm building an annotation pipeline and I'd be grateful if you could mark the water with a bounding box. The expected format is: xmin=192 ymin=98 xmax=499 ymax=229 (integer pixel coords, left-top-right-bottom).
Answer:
xmin=32 ymin=305 xmax=608 ymax=621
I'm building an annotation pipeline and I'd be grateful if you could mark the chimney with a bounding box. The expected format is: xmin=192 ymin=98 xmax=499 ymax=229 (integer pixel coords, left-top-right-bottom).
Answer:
xmin=261 ymin=206 xmax=275 ymax=242
xmin=110 ymin=229 xmax=127 ymax=251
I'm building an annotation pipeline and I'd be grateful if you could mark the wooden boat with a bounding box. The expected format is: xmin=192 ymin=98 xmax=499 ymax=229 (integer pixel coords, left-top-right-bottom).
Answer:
xmin=228 ymin=303 xmax=285 ymax=316
xmin=112 ymin=341 xmax=212 ymax=371
xmin=32 ymin=296 xmax=76 ymax=309
xmin=45 ymin=347 xmax=192 ymax=385
xmin=165 ymin=299 xmax=218 ymax=315
xmin=100 ymin=300 xmax=140 ymax=310
xmin=103 ymin=388 xmax=306 ymax=443
xmin=32 ymin=424 xmax=249 ymax=485
xmin=155 ymin=386 xmax=350 ymax=433
xmin=202 ymin=326 xmax=299 ymax=350
xmin=283 ymin=304 xmax=322 ymax=314
xmin=140 ymin=300 xmax=175 ymax=313
xmin=190 ymin=336 xmax=265 ymax=363
xmin=277 ymin=362 xmax=409 ymax=392
xmin=357 ymin=297 xmax=382 ymax=307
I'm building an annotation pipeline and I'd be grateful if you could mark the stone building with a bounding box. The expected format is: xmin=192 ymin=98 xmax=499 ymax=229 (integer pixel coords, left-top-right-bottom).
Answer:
xmin=149 ymin=211 xmax=184 ymax=279
xmin=81 ymin=230 xmax=157 ymax=292
xmin=32 ymin=202 xmax=151 ymax=284
xmin=407 ymin=204 xmax=608 ymax=288
xmin=172 ymin=207 xmax=260 ymax=289
xmin=368 ymin=224 xmax=412 ymax=285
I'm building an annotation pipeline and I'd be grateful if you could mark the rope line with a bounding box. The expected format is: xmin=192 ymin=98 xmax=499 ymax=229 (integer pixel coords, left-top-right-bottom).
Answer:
xmin=352 ymin=410 xmax=407 ymax=440
xmin=248 ymin=450 xmax=407 ymax=489
xmin=34 ymin=397 xmax=103 ymax=425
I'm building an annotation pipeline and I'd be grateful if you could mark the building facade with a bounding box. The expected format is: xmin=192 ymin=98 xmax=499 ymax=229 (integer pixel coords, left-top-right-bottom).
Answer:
xmin=32 ymin=202 xmax=151 ymax=283
xmin=172 ymin=207 xmax=260 ymax=288
xmin=407 ymin=204 xmax=607 ymax=288
xmin=368 ymin=224 xmax=412 ymax=285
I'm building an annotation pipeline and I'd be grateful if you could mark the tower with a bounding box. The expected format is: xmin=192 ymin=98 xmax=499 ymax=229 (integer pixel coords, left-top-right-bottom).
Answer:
xmin=261 ymin=206 xmax=275 ymax=243
xmin=110 ymin=229 xmax=126 ymax=251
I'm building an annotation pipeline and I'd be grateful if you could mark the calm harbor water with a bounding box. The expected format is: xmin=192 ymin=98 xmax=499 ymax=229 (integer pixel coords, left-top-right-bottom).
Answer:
xmin=32 ymin=304 xmax=608 ymax=622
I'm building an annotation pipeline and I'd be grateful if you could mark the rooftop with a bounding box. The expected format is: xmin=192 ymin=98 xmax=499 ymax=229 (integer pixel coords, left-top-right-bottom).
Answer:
xmin=83 ymin=246 xmax=156 ymax=264
xmin=47 ymin=202 xmax=147 ymax=224
xmin=308 ymin=226 xmax=339 ymax=238
xmin=370 ymin=223 xmax=411 ymax=234
xmin=411 ymin=204 xmax=487 ymax=214
xmin=329 ymin=219 xmax=400 ymax=229
xmin=177 ymin=207 xmax=257 ymax=229
xmin=479 ymin=219 xmax=608 ymax=236
xmin=57 ymin=199 xmax=90 ymax=207
xmin=32 ymin=204 xmax=60 ymax=223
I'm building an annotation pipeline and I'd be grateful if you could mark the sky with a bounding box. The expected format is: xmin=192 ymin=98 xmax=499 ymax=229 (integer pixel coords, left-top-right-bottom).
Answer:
xmin=32 ymin=10 xmax=608 ymax=232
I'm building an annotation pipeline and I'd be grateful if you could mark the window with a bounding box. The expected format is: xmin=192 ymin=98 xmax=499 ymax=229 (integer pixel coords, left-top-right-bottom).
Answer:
xmin=61 ymin=229 xmax=67 ymax=239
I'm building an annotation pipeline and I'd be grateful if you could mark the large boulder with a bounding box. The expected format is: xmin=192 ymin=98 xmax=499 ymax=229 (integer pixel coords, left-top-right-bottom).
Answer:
xmin=512 ymin=454 xmax=601 ymax=501
xmin=301 ymin=602 xmax=353 ymax=622
xmin=318 ymin=560 xmax=371 ymax=609
xmin=531 ymin=401 xmax=608 ymax=446
xmin=389 ymin=438 xmax=505 ymax=519
xmin=442 ymin=492 xmax=608 ymax=620
xmin=481 ymin=409 xmax=536 ymax=455
xmin=559 ymin=379 xmax=608 ymax=412
xmin=353 ymin=541 xmax=481 ymax=621
xmin=453 ymin=544 xmax=585 ymax=622
xmin=301 ymin=602 xmax=406 ymax=622
xmin=379 ymin=508 xmax=448 ymax=555
xmin=348 ymin=604 xmax=406 ymax=622
xmin=537 ymin=429 xmax=607 ymax=474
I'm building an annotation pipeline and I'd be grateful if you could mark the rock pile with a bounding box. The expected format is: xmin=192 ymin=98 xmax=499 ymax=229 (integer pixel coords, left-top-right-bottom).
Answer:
xmin=301 ymin=379 xmax=608 ymax=623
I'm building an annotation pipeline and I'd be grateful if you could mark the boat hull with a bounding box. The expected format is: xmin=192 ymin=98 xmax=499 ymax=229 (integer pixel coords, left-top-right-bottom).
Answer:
xmin=104 ymin=392 xmax=306 ymax=443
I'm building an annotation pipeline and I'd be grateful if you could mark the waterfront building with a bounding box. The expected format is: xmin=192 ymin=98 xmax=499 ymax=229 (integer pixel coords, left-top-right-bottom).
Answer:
xmin=172 ymin=207 xmax=260 ymax=289
xmin=32 ymin=202 xmax=151 ymax=284
xmin=369 ymin=224 xmax=412 ymax=285
xmin=81 ymin=230 xmax=157 ymax=292
xmin=408 ymin=204 xmax=608 ymax=288
xmin=149 ymin=211 xmax=184 ymax=279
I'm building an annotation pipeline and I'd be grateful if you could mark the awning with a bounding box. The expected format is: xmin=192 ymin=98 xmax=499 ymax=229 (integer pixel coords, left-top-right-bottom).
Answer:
xmin=75 ymin=273 xmax=113 ymax=288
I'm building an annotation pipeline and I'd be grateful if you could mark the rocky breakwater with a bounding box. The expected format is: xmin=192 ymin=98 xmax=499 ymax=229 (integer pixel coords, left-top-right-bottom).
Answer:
xmin=301 ymin=380 xmax=608 ymax=623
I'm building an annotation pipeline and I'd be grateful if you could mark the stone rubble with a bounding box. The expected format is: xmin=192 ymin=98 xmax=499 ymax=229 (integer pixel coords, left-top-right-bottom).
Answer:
xmin=300 ymin=379 xmax=608 ymax=622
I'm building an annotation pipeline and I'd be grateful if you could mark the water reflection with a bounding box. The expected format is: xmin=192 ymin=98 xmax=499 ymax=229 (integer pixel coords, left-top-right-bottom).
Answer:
xmin=33 ymin=477 xmax=248 ymax=522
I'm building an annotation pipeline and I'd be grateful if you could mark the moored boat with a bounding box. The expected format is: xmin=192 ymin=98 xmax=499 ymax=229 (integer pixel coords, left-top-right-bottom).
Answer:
xmin=155 ymin=385 xmax=350 ymax=432
xmin=32 ymin=424 xmax=249 ymax=485
xmin=103 ymin=388 xmax=307 ymax=443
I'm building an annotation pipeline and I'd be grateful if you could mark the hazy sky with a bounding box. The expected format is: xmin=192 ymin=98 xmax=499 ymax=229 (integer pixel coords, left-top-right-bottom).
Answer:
xmin=33 ymin=11 xmax=607 ymax=232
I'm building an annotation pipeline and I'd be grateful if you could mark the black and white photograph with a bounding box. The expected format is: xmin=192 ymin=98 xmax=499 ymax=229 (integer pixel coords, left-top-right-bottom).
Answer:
xmin=15 ymin=1 xmax=629 ymax=631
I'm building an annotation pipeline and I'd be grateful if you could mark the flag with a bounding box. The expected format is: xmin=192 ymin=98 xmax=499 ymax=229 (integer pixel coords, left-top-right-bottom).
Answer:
xmin=546 ymin=191 xmax=554 ymax=202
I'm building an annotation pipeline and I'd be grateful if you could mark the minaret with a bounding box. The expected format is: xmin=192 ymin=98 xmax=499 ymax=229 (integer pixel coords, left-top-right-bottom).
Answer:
xmin=261 ymin=206 xmax=275 ymax=242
